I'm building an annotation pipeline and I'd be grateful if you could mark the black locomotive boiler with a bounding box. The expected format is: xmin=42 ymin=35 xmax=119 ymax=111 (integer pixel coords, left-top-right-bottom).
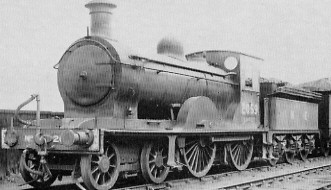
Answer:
xmin=2 ymin=1 xmax=330 ymax=190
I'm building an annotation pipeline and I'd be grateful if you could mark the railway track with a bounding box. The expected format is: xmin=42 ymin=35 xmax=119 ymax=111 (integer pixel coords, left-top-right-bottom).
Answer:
xmin=219 ymin=164 xmax=331 ymax=190
xmin=12 ymin=157 xmax=331 ymax=190
xmin=112 ymin=157 xmax=331 ymax=190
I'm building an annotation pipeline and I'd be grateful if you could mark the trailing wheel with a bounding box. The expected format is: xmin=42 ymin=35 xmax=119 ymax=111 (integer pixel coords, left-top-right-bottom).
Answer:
xmin=227 ymin=140 xmax=254 ymax=170
xmin=182 ymin=137 xmax=216 ymax=178
xmin=19 ymin=149 xmax=57 ymax=189
xmin=140 ymin=141 xmax=170 ymax=183
xmin=81 ymin=143 xmax=120 ymax=190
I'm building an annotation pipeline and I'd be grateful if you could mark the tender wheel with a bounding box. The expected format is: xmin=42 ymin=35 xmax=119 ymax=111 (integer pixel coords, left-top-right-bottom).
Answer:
xmin=321 ymin=141 xmax=330 ymax=157
xmin=284 ymin=139 xmax=295 ymax=164
xmin=299 ymin=137 xmax=311 ymax=161
xmin=183 ymin=137 xmax=216 ymax=178
xmin=227 ymin=140 xmax=253 ymax=170
xmin=267 ymin=156 xmax=279 ymax=166
xmin=267 ymin=139 xmax=281 ymax=166
xmin=81 ymin=144 xmax=120 ymax=190
xmin=284 ymin=150 xmax=295 ymax=164
xmin=298 ymin=138 xmax=309 ymax=161
xmin=140 ymin=142 xmax=170 ymax=183
xmin=299 ymin=149 xmax=309 ymax=161
xmin=19 ymin=150 xmax=57 ymax=189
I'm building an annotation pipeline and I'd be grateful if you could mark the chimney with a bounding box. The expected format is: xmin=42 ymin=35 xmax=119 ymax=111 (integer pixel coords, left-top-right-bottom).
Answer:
xmin=85 ymin=0 xmax=116 ymax=39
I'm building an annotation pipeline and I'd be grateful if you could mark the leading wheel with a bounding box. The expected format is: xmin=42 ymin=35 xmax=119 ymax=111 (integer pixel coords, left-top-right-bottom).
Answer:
xmin=81 ymin=144 xmax=120 ymax=190
xmin=140 ymin=142 xmax=170 ymax=184
xmin=19 ymin=150 xmax=57 ymax=189
xmin=183 ymin=137 xmax=216 ymax=178
xmin=227 ymin=140 xmax=253 ymax=171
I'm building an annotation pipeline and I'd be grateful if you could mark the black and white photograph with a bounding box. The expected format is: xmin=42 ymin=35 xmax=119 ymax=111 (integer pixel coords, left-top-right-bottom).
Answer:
xmin=1 ymin=0 xmax=331 ymax=189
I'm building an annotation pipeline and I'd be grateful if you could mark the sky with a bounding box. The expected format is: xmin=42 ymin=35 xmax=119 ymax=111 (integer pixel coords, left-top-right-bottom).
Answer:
xmin=0 ymin=0 xmax=331 ymax=112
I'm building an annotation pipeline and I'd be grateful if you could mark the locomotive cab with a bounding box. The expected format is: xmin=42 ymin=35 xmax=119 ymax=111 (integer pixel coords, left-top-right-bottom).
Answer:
xmin=239 ymin=55 xmax=261 ymax=128
xmin=186 ymin=51 xmax=262 ymax=128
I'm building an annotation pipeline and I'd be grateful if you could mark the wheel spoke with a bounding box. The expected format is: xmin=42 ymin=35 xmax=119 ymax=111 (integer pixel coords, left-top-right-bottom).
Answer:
xmin=80 ymin=144 xmax=119 ymax=190
xmin=91 ymin=160 xmax=99 ymax=165
xmin=193 ymin=150 xmax=200 ymax=172
xmin=233 ymin=145 xmax=241 ymax=162
xmin=153 ymin=168 xmax=157 ymax=178
xmin=189 ymin=147 xmax=199 ymax=166
xmin=186 ymin=143 xmax=198 ymax=155
xmin=102 ymin=173 xmax=106 ymax=185
xmin=198 ymin=149 xmax=203 ymax=172
xmin=141 ymin=142 xmax=169 ymax=184
xmin=229 ymin=141 xmax=253 ymax=170
xmin=108 ymin=153 xmax=114 ymax=160
xmin=91 ymin=166 xmax=99 ymax=174
xmin=201 ymin=149 xmax=207 ymax=167
xmin=183 ymin=138 xmax=215 ymax=178
xmin=95 ymin=172 xmax=101 ymax=183
xmin=150 ymin=164 xmax=156 ymax=172
xmin=105 ymin=147 xmax=109 ymax=156
xmin=186 ymin=140 xmax=197 ymax=147
xmin=205 ymin=147 xmax=212 ymax=159
xmin=149 ymin=158 xmax=157 ymax=164
xmin=187 ymin=145 xmax=198 ymax=164
xmin=233 ymin=144 xmax=239 ymax=151
xmin=109 ymin=164 xmax=116 ymax=168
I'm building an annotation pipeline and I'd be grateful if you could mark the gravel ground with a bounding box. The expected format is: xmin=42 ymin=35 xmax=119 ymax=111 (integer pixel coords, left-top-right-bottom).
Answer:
xmin=172 ymin=158 xmax=331 ymax=190
xmin=252 ymin=169 xmax=331 ymax=190
xmin=2 ymin=157 xmax=331 ymax=190
xmin=0 ymin=174 xmax=74 ymax=190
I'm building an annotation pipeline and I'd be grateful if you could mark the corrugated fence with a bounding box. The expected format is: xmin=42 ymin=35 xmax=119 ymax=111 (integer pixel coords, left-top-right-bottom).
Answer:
xmin=0 ymin=109 xmax=63 ymax=180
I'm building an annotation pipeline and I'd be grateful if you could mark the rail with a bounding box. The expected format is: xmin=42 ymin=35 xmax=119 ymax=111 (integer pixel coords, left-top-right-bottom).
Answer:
xmin=218 ymin=164 xmax=331 ymax=190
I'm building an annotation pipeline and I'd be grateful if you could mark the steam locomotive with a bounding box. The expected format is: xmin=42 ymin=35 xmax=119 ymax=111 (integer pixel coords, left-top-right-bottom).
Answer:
xmin=2 ymin=1 xmax=330 ymax=190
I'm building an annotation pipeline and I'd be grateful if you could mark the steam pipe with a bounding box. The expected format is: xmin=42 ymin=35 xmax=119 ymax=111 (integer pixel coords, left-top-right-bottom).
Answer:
xmin=15 ymin=94 xmax=40 ymax=126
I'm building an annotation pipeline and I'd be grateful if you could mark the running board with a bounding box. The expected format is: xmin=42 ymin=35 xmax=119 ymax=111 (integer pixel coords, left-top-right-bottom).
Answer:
xmin=211 ymin=136 xmax=252 ymax=142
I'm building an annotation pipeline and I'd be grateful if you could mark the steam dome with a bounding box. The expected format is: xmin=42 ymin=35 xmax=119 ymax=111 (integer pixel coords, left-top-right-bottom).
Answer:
xmin=157 ymin=37 xmax=185 ymax=60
